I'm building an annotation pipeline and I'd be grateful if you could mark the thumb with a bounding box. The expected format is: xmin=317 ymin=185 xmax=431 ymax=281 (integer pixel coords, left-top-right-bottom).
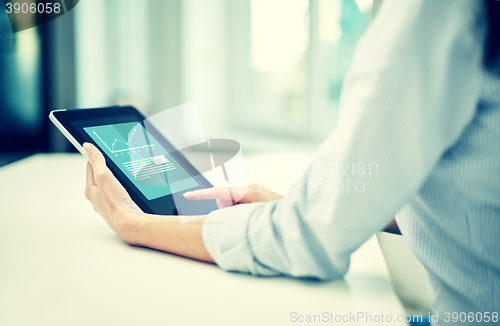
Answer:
xmin=83 ymin=143 xmax=110 ymax=183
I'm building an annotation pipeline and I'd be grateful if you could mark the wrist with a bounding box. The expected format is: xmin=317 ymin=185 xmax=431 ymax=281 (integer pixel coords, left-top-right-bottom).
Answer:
xmin=113 ymin=209 xmax=145 ymax=245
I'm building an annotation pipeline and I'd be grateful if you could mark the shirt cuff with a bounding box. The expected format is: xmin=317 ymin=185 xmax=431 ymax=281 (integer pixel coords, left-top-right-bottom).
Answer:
xmin=202 ymin=203 xmax=277 ymax=275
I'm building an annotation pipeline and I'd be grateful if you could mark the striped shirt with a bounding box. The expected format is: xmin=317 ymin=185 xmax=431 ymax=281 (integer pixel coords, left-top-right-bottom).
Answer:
xmin=202 ymin=0 xmax=500 ymax=322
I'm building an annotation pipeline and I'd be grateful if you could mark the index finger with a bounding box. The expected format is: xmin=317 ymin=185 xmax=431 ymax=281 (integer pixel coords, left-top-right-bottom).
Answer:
xmin=183 ymin=187 xmax=232 ymax=201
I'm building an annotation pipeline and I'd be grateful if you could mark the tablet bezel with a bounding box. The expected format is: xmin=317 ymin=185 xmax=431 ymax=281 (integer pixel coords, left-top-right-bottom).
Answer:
xmin=50 ymin=106 xmax=218 ymax=216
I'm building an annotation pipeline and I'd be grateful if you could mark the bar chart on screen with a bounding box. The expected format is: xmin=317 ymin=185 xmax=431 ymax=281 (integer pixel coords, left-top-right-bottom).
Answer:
xmin=123 ymin=156 xmax=177 ymax=181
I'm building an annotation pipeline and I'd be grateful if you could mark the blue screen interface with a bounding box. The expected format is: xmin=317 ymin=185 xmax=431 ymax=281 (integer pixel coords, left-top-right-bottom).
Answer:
xmin=84 ymin=122 xmax=199 ymax=200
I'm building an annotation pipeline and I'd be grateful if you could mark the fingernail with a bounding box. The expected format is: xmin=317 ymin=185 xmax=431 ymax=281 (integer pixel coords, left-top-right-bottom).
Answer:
xmin=183 ymin=191 xmax=192 ymax=197
xmin=83 ymin=143 xmax=91 ymax=153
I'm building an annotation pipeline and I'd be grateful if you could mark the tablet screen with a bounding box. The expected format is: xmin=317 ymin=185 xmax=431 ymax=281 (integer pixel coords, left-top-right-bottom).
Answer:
xmin=84 ymin=122 xmax=199 ymax=200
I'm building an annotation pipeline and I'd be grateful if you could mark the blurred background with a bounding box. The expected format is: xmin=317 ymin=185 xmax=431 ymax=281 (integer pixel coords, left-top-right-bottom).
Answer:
xmin=0 ymin=0 xmax=381 ymax=167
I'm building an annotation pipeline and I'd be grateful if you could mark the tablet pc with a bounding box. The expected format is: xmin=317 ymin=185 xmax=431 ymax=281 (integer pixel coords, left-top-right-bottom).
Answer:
xmin=50 ymin=106 xmax=218 ymax=216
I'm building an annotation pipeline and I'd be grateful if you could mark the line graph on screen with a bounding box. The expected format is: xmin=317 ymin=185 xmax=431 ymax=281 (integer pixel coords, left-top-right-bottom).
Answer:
xmin=92 ymin=128 xmax=154 ymax=153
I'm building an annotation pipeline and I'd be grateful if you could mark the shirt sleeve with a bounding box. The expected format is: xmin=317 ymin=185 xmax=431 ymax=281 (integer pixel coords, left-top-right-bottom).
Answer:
xmin=202 ymin=0 xmax=486 ymax=280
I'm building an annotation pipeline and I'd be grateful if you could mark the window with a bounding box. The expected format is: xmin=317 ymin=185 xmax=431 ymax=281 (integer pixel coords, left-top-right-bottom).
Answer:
xmin=74 ymin=0 xmax=374 ymax=149
xmin=230 ymin=0 xmax=373 ymax=140
xmin=75 ymin=0 xmax=183 ymax=115
xmin=0 ymin=4 xmax=46 ymax=153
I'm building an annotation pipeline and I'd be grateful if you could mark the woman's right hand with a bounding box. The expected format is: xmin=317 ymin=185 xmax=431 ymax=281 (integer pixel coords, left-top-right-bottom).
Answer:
xmin=183 ymin=183 xmax=283 ymax=209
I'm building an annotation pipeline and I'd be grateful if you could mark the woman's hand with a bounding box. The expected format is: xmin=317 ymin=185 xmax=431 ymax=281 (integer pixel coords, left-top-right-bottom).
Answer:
xmin=84 ymin=143 xmax=143 ymax=243
xmin=83 ymin=143 xmax=213 ymax=261
xmin=183 ymin=183 xmax=283 ymax=208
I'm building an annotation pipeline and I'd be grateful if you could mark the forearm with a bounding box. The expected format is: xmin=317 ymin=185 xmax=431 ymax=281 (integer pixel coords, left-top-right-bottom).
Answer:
xmin=118 ymin=211 xmax=214 ymax=263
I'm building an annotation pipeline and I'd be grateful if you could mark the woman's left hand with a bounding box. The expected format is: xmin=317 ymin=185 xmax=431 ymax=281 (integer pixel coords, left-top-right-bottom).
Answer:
xmin=84 ymin=143 xmax=143 ymax=243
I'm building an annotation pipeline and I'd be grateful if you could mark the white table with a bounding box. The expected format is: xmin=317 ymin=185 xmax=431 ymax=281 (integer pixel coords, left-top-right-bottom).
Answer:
xmin=0 ymin=154 xmax=406 ymax=325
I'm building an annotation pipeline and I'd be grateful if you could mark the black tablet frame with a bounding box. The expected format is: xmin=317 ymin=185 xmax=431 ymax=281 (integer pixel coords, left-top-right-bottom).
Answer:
xmin=51 ymin=106 xmax=218 ymax=216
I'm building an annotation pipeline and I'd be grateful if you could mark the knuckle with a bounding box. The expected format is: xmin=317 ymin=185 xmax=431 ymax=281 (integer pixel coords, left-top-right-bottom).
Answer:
xmin=95 ymin=169 xmax=107 ymax=180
